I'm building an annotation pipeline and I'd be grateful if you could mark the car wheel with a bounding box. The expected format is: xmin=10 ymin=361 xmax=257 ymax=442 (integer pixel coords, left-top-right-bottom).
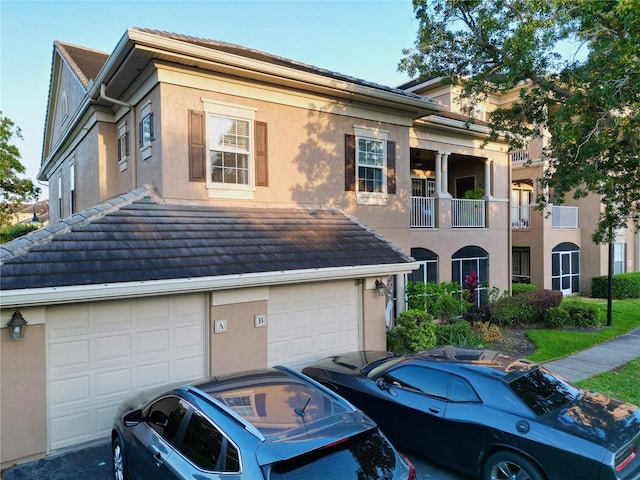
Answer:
xmin=483 ymin=451 xmax=544 ymax=480
xmin=112 ymin=436 xmax=127 ymax=480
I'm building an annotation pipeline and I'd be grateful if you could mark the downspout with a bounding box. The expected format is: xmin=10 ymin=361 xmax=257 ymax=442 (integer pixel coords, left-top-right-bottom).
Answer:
xmin=100 ymin=84 xmax=137 ymax=188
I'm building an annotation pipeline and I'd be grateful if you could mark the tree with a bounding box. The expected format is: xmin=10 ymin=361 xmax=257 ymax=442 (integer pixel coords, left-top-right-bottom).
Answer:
xmin=400 ymin=0 xmax=639 ymax=243
xmin=0 ymin=112 xmax=40 ymax=227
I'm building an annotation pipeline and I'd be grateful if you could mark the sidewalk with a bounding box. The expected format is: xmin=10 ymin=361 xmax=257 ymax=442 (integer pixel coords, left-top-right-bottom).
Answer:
xmin=542 ymin=326 xmax=640 ymax=382
xmin=3 ymin=329 xmax=640 ymax=480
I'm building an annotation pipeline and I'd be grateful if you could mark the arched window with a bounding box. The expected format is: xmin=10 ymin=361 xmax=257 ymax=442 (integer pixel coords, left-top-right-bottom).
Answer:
xmin=61 ymin=91 xmax=69 ymax=123
xmin=552 ymin=243 xmax=580 ymax=294
xmin=452 ymin=246 xmax=489 ymax=307
xmin=409 ymin=248 xmax=438 ymax=284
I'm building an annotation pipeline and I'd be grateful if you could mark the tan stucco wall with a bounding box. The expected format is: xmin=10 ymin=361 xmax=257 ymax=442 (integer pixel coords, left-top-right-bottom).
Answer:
xmin=362 ymin=284 xmax=388 ymax=351
xmin=0 ymin=321 xmax=46 ymax=468
xmin=210 ymin=300 xmax=268 ymax=376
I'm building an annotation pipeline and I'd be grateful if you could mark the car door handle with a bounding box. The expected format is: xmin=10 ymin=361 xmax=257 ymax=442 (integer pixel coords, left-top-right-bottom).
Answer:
xmin=150 ymin=447 xmax=165 ymax=467
xmin=428 ymin=406 xmax=441 ymax=414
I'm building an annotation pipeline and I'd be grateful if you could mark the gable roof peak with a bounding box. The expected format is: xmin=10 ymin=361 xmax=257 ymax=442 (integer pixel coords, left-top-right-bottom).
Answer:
xmin=54 ymin=40 xmax=109 ymax=88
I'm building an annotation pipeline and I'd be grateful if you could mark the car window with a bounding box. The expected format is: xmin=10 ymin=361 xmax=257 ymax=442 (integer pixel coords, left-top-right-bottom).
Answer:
xmin=382 ymin=365 xmax=448 ymax=399
xmin=448 ymin=374 xmax=481 ymax=403
xmin=179 ymin=409 xmax=240 ymax=473
xmin=269 ymin=429 xmax=395 ymax=480
xmin=509 ymin=366 xmax=579 ymax=415
xmin=146 ymin=396 xmax=188 ymax=445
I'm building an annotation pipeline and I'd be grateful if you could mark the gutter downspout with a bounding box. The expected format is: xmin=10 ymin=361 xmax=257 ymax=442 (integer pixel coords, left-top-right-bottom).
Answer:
xmin=100 ymin=84 xmax=137 ymax=188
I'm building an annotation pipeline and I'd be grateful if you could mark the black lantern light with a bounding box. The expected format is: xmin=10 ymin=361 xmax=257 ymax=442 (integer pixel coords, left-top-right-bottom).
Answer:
xmin=7 ymin=311 xmax=28 ymax=341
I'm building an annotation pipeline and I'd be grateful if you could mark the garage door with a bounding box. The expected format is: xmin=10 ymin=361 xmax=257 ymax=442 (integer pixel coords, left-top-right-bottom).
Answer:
xmin=267 ymin=280 xmax=361 ymax=368
xmin=47 ymin=294 xmax=206 ymax=450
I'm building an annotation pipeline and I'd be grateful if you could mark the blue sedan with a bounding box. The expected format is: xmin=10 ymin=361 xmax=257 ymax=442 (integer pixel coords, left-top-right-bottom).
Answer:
xmin=111 ymin=366 xmax=416 ymax=480
xmin=302 ymin=346 xmax=640 ymax=480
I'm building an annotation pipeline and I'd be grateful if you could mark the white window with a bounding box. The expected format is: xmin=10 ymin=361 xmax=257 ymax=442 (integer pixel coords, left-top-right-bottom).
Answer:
xmin=69 ymin=162 xmax=76 ymax=214
xmin=614 ymin=243 xmax=625 ymax=274
xmin=57 ymin=175 xmax=63 ymax=219
xmin=118 ymin=121 xmax=129 ymax=170
xmin=203 ymin=99 xmax=256 ymax=199
xmin=354 ymin=125 xmax=388 ymax=205
xmin=139 ymin=100 xmax=154 ymax=160
xmin=61 ymin=92 xmax=69 ymax=124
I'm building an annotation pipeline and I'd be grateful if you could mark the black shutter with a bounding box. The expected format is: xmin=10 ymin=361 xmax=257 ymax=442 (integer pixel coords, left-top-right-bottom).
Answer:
xmin=345 ymin=134 xmax=356 ymax=191
xmin=189 ymin=110 xmax=206 ymax=182
xmin=255 ymin=121 xmax=268 ymax=187
xmin=387 ymin=140 xmax=396 ymax=194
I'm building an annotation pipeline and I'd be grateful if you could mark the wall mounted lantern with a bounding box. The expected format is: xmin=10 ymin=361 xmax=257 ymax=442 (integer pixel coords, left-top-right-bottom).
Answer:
xmin=7 ymin=311 xmax=27 ymax=341
xmin=375 ymin=279 xmax=387 ymax=297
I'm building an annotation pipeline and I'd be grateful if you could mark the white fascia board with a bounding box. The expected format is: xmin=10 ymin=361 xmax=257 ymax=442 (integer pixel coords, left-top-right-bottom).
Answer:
xmin=419 ymin=115 xmax=491 ymax=136
xmin=125 ymin=29 xmax=445 ymax=116
xmin=0 ymin=263 xmax=419 ymax=308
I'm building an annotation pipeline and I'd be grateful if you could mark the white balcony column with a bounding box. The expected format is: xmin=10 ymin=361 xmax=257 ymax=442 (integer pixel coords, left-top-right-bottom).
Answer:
xmin=483 ymin=158 xmax=493 ymax=198
xmin=441 ymin=152 xmax=450 ymax=196
xmin=434 ymin=152 xmax=443 ymax=196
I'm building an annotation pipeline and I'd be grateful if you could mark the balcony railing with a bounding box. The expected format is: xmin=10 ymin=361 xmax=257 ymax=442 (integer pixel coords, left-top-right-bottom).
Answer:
xmin=509 ymin=150 xmax=530 ymax=163
xmin=552 ymin=205 xmax=578 ymax=229
xmin=512 ymin=206 xmax=532 ymax=229
xmin=410 ymin=196 xmax=435 ymax=228
xmin=452 ymin=199 xmax=485 ymax=228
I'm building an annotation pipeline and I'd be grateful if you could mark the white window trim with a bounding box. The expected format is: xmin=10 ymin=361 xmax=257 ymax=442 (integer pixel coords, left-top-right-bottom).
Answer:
xmin=202 ymin=98 xmax=257 ymax=200
xmin=354 ymin=125 xmax=389 ymax=206
xmin=118 ymin=121 xmax=128 ymax=171
xmin=61 ymin=92 xmax=69 ymax=125
xmin=140 ymin=100 xmax=153 ymax=160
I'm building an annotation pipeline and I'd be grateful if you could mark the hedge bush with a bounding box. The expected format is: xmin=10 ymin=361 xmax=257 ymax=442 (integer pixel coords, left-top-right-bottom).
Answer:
xmin=434 ymin=320 xmax=483 ymax=347
xmin=512 ymin=283 xmax=537 ymax=295
xmin=543 ymin=299 xmax=600 ymax=329
xmin=592 ymin=272 xmax=640 ymax=299
xmin=0 ymin=223 xmax=38 ymax=243
xmin=489 ymin=289 xmax=561 ymax=326
xmin=386 ymin=309 xmax=436 ymax=354
xmin=544 ymin=306 xmax=571 ymax=328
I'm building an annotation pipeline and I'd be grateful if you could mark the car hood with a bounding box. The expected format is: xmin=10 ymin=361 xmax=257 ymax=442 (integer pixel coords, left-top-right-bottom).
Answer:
xmin=255 ymin=410 xmax=377 ymax=466
xmin=305 ymin=350 xmax=398 ymax=377
xmin=545 ymin=390 xmax=640 ymax=451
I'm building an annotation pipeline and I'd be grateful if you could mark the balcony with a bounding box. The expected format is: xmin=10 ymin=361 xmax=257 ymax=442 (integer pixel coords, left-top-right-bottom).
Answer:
xmin=512 ymin=205 xmax=532 ymax=229
xmin=552 ymin=205 xmax=578 ymax=229
xmin=509 ymin=150 xmax=530 ymax=163
xmin=452 ymin=199 xmax=485 ymax=228
xmin=410 ymin=196 xmax=435 ymax=228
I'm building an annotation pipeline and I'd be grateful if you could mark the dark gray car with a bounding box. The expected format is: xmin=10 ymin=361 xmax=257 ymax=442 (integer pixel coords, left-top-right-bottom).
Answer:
xmin=302 ymin=346 xmax=640 ymax=480
xmin=111 ymin=366 xmax=415 ymax=480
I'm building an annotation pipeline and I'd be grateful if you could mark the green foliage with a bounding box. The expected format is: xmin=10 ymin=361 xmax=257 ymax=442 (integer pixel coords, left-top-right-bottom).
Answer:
xmin=544 ymin=306 xmax=571 ymax=328
xmin=560 ymin=298 xmax=600 ymax=328
xmin=528 ymin=289 xmax=563 ymax=322
xmin=0 ymin=223 xmax=38 ymax=243
xmin=463 ymin=187 xmax=484 ymax=199
xmin=490 ymin=293 xmax=536 ymax=326
xmin=405 ymin=281 xmax=468 ymax=321
xmin=434 ymin=319 xmax=483 ymax=347
xmin=512 ymin=283 xmax=537 ymax=295
xmin=386 ymin=309 xmax=436 ymax=354
xmin=0 ymin=112 xmax=40 ymax=227
xmin=592 ymin=272 xmax=640 ymax=299
xmin=400 ymin=0 xmax=640 ymax=242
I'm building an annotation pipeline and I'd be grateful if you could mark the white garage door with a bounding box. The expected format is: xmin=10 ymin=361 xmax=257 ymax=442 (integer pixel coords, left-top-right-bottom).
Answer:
xmin=268 ymin=280 xmax=360 ymax=368
xmin=47 ymin=294 xmax=206 ymax=450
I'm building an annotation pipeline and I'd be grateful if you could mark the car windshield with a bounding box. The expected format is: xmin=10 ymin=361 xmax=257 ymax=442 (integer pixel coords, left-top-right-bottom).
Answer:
xmin=268 ymin=429 xmax=396 ymax=480
xmin=364 ymin=356 xmax=405 ymax=378
xmin=508 ymin=366 xmax=580 ymax=415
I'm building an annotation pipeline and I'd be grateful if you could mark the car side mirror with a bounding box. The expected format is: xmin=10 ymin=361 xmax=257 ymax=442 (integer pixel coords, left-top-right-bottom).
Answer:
xmin=148 ymin=410 xmax=169 ymax=428
xmin=376 ymin=378 xmax=398 ymax=397
xmin=123 ymin=409 xmax=144 ymax=427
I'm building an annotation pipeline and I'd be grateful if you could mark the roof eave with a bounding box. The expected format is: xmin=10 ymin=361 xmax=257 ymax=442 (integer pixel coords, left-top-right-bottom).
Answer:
xmin=0 ymin=263 xmax=419 ymax=308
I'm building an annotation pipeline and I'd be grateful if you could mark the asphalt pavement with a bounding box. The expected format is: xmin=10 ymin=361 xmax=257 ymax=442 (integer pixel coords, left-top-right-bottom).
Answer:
xmin=3 ymin=327 xmax=639 ymax=480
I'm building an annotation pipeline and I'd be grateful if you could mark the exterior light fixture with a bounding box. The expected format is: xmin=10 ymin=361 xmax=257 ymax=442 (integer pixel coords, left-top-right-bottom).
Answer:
xmin=375 ymin=280 xmax=386 ymax=297
xmin=7 ymin=311 xmax=28 ymax=341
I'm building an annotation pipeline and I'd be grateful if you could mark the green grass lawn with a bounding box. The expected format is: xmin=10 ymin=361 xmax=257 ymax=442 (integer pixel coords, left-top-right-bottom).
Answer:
xmin=525 ymin=298 xmax=640 ymax=405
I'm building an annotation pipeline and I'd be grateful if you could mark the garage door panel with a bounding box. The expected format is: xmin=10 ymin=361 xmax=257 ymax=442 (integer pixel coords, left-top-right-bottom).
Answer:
xmin=268 ymin=281 xmax=360 ymax=368
xmin=48 ymin=294 xmax=206 ymax=451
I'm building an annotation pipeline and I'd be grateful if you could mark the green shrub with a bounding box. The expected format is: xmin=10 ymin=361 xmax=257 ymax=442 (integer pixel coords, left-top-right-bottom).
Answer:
xmin=434 ymin=320 xmax=483 ymax=347
xmin=561 ymin=299 xmax=600 ymax=328
xmin=386 ymin=309 xmax=436 ymax=354
xmin=0 ymin=223 xmax=38 ymax=243
xmin=405 ymin=281 xmax=468 ymax=321
xmin=490 ymin=293 xmax=536 ymax=326
xmin=529 ymin=289 xmax=563 ymax=322
xmin=512 ymin=283 xmax=537 ymax=295
xmin=592 ymin=272 xmax=640 ymax=299
xmin=544 ymin=306 xmax=571 ymax=328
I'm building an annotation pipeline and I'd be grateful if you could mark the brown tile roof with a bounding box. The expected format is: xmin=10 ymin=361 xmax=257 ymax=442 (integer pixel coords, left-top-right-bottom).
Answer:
xmin=55 ymin=41 xmax=109 ymax=87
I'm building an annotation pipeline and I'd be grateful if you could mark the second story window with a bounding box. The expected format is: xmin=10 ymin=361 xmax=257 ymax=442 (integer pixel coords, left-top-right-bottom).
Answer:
xmin=345 ymin=126 xmax=395 ymax=205
xmin=209 ymin=115 xmax=251 ymax=186
xmin=70 ymin=162 xmax=76 ymax=214
xmin=118 ymin=121 xmax=129 ymax=170
xmin=139 ymin=100 xmax=154 ymax=160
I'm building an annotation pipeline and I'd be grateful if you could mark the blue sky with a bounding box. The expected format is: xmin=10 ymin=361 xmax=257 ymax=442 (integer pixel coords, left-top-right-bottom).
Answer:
xmin=1 ymin=0 xmax=420 ymax=199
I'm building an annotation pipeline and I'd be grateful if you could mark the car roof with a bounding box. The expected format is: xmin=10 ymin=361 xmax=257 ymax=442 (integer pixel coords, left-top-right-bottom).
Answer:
xmin=410 ymin=345 xmax=538 ymax=380
xmin=190 ymin=367 xmax=356 ymax=438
